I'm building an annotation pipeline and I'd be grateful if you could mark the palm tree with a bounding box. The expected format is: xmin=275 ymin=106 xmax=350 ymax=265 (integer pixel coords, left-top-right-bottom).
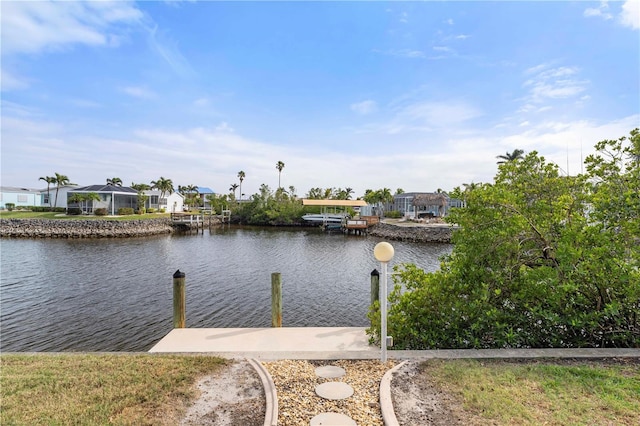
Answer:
xmin=496 ymin=149 xmax=525 ymax=164
xmin=53 ymin=172 xmax=73 ymax=208
xmin=237 ymin=171 xmax=245 ymax=200
xmin=150 ymin=177 xmax=174 ymax=201
xmin=68 ymin=192 xmax=100 ymax=213
xmin=106 ymin=177 xmax=122 ymax=186
xmin=288 ymin=185 xmax=297 ymax=199
xmin=84 ymin=192 xmax=100 ymax=213
xmin=276 ymin=161 xmax=285 ymax=188
xmin=39 ymin=176 xmax=56 ymax=208
xmin=181 ymin=185 xmax=199 ymax=208
xmin=131 ymin=182 xmax=150 ymax=192
xmin=229 ymin=183 xmax=239 ymax=199
xmin=344 ymin=187 xmax=354 ymax=200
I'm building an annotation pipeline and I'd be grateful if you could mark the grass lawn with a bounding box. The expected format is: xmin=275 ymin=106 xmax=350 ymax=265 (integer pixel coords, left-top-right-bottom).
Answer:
xmin=1 ymin=355 xmax=637 ymax=425
xmin=0 ymin=211 xmax=170 ymax=220
xmin=423 ymin=358 xmax=640 ymax=425
xmin=1 ymin=354 xmax=227 ymax=425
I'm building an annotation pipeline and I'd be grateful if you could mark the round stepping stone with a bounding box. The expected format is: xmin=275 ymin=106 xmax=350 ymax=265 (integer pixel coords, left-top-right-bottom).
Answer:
xmin=315 ymin=381 xmax=354 ymax=400
xmin=310 ymin=412 xmax=356 ymax=425
xmin=315 ymin=365 xmax=346 ymax=379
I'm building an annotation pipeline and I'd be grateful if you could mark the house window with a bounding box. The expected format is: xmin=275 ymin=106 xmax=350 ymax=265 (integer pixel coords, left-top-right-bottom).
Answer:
xmin=43 ymin=194 xmax=50 ymax=204
xmin=150 ymin=195 xmax=159 ymax=205
xmin=17 ymin=195 xmax=28 ymax=203
xmin=159 ymin=198 xmax=167 ymax=206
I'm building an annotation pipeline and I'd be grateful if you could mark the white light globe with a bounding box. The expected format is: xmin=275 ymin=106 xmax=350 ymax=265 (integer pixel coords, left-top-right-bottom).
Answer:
xmin=373 ymin=242 xmax=395 ymax=262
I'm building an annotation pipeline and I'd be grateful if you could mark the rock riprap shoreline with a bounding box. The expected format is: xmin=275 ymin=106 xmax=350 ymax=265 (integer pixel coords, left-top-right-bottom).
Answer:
xmin=0 ymin=218 xmax=175 ymax=238
xmin=368 ymin=222 xmax=455 ymax=243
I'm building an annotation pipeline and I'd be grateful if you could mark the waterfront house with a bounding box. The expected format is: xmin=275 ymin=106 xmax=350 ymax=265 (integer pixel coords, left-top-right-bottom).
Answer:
xmin=143 ymin=190 xmax=184 ymax=213
xmin=43 ymin=185 xmax=79 ymax=209
xmin=197 ymin=187 xmax=215 ymax=209
xmin=392 ymin=192 xmax=464 ymax=218
xmin=68 ymin=184 xmax=138 ymax=215
xmin=0 ymin=186 xmax=41 ymax=209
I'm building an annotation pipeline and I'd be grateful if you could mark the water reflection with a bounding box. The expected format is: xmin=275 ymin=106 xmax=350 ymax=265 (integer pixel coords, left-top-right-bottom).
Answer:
xmin=0 ymin=227 xmax=451 ymax=351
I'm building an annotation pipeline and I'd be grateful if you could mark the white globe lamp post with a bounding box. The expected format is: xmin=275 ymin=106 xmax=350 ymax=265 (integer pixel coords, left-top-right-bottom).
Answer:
xmin=373 ymin=241 xmax=394 ymax=362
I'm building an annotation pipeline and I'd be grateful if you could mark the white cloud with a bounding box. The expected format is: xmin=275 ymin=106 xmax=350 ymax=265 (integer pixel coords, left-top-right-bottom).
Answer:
xmin=0 ymin=1 xmax=143 ymax=55
xmin=395 ymin=101 xmax=482 ymax=127
xmin=193 ymin=98 xmax=210 ymax=107
xmin=1 ymin=68 xmax=30 ymax=91
xmin=522 ymin=64 xmax=589 ymax=103
xmin=375 ymin=48 xmax=425 ymax=58
xmin=120 ymin=86 xmax=158 ymax=99
xmin=584 ymin=1 xmax=613 ymax=20
xmin=215 ymin=122 xmax=234 ymax=133
xmin=584 ymin=0 xmax=639 ymax=30
xmin=2 ymin=109 xmax=638 ymax=197
xmin=620 ymin=0 xmax=640 ymax=29
xmin=145 ymin=24 xmax=194 ymax=77
xmin=351 ymin=100 xmax=378 ymax=115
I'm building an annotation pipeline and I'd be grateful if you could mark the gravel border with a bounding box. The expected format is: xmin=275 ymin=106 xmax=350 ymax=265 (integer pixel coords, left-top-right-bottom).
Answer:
xmin=262 ymin=359 xmax=396 ymax=426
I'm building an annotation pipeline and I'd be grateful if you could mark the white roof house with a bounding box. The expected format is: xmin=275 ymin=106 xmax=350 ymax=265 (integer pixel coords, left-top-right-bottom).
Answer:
xmin=144 ymin=190 xmax=184 ymax=213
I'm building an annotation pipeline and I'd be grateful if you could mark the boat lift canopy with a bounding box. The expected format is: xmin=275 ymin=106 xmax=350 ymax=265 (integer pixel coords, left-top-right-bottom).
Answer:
xmin=302 ymin=199 xmax=368 ymax=207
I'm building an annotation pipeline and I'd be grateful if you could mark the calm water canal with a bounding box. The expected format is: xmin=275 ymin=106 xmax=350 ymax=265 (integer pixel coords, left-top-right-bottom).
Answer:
xmin=0 ymin=226 xmax=452 ymax=352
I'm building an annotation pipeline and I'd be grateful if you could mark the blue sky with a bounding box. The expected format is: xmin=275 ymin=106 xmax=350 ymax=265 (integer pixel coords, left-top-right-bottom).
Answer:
xmin=2 ymin=0 xmax=638 ymax=198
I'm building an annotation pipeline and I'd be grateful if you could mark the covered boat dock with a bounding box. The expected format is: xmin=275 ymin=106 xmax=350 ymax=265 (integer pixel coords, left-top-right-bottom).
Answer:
xmin=301 ymin=199 xmax=378 ymax=233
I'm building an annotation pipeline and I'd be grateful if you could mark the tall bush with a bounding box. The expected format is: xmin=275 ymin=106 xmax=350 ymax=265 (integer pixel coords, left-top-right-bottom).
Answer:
xmin=369 ymin=129 xmax=639 ymax=349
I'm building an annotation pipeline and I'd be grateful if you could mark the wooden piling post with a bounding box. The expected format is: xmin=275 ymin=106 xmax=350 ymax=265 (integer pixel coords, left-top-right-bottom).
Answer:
xmin=173 ymin=269 xmax=186 ymax=328
xmin=371 ymin=269 xmax=380 ymax=306
xmin=271 ymin=272 xmax=282 ymax=327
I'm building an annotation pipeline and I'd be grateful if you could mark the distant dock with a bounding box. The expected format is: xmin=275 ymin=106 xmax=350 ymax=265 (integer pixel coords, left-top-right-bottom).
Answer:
xmin=170 ymin=211 xmax=227 ymax=232
xmin=342 ymin=215 xmax=380 ymax=235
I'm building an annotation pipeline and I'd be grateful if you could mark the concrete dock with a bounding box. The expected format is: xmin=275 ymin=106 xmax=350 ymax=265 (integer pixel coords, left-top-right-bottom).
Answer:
xmin=148 ymin=327 xmax=640 ymax=360
xmin=149 ymin=327 xmax=378 ymax=359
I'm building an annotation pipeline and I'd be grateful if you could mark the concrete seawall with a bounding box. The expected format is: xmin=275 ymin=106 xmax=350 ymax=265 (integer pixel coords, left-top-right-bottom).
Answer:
xmin=368 ymin=222 xmax=455 ymax=243
xmin=0 ymin=218 xmax=176 ymax=238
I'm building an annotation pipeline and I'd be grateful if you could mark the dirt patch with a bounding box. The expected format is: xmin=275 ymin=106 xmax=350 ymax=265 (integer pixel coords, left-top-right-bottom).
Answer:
xmin=180 ymin=360 xmax=265 ymax=426
xmin=391 ymin=360 xmax=477 ymax=426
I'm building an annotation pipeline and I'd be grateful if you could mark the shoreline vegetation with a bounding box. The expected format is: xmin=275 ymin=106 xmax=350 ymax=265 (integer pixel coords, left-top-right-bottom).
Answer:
xmin=0 ymin=215 xmax=454 ymax=242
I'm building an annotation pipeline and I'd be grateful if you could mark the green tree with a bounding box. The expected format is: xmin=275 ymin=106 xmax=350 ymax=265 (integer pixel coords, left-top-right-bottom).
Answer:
xmin=53 ymin=172 xmax=73 ymax=208
xmin=131 ymin=183 xmax=151 ymax=211
xmin=131 ymin=183 xmax=150 ymax=192
xmin=39 ymin=176 xmax=56 ymax=208
xmin=237 ymin=171 xmax=246 ymax=200
xmin=179 ymin=185 xmax=199 ymax=209
xmin=68 ymin=193 xmax=85 ymax=211
xmin=229 ymin=183 xmax=239 ymax=200
xmin=206 ymin=193 xmax=230 ymax=214
xmin=276 ymin=161 xmax=285 ymax=188
xmin=370 ymin=130 xmax=639 ymax=349
xmin=288 ymin=185 xmax=297 ymax=199
xmin=106 ymin=177 xmax=122 ymax=186
xmin=306 ymin=187 xmax=324 ymax=199
xmin=496 ymin=149 xmax=525 ymax=164
xmin=150 ymin=177 xmax=174 ymax=202
xmin=68 ymin=192 xmax=100 ymax=213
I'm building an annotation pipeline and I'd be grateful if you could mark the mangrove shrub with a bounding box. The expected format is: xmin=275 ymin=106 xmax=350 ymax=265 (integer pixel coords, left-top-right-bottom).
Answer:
xmin=369 ymin=129 xmax=639 ymax=349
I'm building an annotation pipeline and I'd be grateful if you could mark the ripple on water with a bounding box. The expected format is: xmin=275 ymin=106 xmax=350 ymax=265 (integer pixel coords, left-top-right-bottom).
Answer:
xmin=0 ymin=228 xmax=451 ymax=351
